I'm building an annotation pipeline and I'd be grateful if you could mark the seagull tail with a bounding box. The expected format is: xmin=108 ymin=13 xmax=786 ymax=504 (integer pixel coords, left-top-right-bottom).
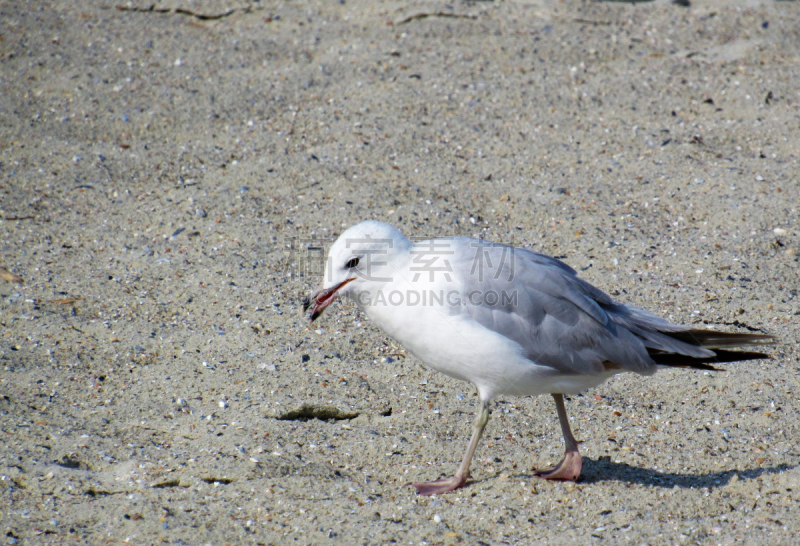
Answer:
xmin=648 ymin=329 xmax=776 ymax=371
xmin=665 ymin=328 xmax=776 ymax=350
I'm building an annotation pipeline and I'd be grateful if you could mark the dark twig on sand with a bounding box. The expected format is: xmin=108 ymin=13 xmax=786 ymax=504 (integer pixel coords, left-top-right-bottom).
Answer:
xmin=396 ymin=12 xmax=478 ymax=25
xmin=115 ymin=3 xmax=237 ymax=21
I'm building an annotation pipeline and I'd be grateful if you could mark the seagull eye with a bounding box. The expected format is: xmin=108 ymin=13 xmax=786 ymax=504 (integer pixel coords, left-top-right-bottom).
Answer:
xmin=345 ymin=257 xmax=360 ymax=269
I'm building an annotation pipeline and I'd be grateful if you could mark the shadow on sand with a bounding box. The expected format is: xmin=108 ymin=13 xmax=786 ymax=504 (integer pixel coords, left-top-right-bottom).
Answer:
xmin=573 ymin=456 xmax=797 ymax=488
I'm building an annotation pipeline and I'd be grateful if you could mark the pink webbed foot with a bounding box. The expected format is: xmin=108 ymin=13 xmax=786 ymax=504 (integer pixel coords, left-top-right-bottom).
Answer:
xmin=533 ymin=451 xmax=582 ymax=481
xmin=412 ymin=474 xmax=469 ymax=496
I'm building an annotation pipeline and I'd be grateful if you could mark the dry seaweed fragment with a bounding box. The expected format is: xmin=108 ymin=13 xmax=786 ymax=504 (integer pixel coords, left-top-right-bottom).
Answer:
xmin=276 ymin=404 xmax=359 ymax=421
xmin=0 ymin=267 xmax=23 ymax=284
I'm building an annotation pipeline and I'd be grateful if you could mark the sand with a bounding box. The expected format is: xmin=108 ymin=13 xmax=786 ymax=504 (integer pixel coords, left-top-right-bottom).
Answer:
xmin=1 ymin=0 xmax=798 ymax=543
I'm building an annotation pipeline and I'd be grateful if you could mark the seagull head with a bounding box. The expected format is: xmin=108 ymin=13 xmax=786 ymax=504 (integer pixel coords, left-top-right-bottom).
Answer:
xmin=304 ymin=221 xmax=411 ymax=322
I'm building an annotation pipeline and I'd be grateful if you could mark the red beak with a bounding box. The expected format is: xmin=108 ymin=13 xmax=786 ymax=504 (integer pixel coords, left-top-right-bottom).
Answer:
xmin=303 ymin=278 xmax=355 ymax=322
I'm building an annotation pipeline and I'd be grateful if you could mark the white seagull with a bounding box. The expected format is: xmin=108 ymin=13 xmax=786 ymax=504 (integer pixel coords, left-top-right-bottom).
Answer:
xmin=304 ymin=221 xmax=773 ymax=495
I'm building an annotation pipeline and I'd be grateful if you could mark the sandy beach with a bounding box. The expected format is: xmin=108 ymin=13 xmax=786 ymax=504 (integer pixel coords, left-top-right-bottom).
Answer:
xmin=1 ymin=0 xmax=798 ymax=543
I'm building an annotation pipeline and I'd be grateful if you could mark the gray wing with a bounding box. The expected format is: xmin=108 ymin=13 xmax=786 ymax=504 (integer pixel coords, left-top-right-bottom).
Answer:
xmin=449 ymin=239 xmax=714 ymax=376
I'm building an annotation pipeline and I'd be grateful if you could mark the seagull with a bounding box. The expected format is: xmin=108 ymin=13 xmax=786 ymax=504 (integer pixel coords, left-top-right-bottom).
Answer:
xmin=303 ymin=221 xmax=774 ymax=495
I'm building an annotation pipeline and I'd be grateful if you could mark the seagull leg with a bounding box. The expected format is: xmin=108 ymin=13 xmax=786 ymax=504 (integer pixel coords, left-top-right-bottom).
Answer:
xmin=413 ymin=399 xmax=490 ymax=496
xmin=533 ymin=393 xmax=582 ymax=481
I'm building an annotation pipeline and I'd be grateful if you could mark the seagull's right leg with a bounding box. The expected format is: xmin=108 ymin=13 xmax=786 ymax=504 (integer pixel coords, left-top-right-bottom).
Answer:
xmin=413 ymin=399 xmax=490 ymax=495
xmin=533 ymin=393 xmax=582 ymax=481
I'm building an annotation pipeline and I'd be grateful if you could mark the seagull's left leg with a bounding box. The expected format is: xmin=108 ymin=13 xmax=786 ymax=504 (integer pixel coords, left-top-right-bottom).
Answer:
xmin=533 ymin=393 xmax=582 ymax=481
xmin=413 ymin=398 xmax=490 ymax=495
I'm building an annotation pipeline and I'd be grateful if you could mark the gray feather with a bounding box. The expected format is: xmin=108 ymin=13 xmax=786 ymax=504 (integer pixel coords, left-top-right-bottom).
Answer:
xmin=448 ymin=238 xmax=773 ymax=376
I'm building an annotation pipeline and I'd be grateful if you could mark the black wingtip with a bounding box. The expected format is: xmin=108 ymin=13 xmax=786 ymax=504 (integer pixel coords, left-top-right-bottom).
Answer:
xmin=672 ymin=329 xmax=777 ymax=349
xmin=651 ymin=349 xmax=772 ymax=370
